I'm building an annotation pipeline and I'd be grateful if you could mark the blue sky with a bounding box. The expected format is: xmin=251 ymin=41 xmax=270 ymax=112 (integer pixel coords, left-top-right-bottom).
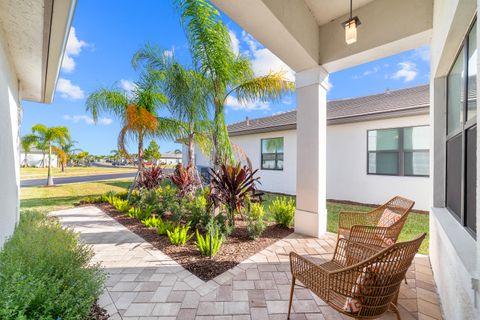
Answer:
xmin=21 ymin=0 xmax=430 ymax=156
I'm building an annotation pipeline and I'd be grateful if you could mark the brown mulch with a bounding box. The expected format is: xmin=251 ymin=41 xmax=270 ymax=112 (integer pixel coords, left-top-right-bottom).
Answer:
xmin=87 ymin=302 xmax=109 ymax=320
xmin=96 ymin=203 xmax=293 ymax=281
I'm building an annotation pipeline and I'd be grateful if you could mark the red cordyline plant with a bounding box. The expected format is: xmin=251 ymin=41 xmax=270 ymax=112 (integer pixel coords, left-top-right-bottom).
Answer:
xmin=137 ymin=165 xmax=164 ymax=190
xmin=170 ymin=163 xmax=200 ymax=197
xmin=209 ymin=163 xmax=260 ymax=227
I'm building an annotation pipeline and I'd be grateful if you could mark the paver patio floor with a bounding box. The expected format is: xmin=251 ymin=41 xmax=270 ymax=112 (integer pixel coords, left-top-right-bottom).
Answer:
xmin=53 ymin=206 xmax=443 ymax=320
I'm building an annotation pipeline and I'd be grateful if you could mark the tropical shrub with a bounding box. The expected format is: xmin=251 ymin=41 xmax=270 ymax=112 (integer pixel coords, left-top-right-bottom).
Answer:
xmin=247 ymin=203 xmax=266 ymax=239
xmin=195 ymin=226 xmax=223 ymax=257
xmin=137 ymin=189 xmax=160 ymax=209
xmin=127 ymin=206 xmax=141 ymax=218
xmin=0 ymin=211 xmax=105 ymax=319
xmin=170 ymin=163 xmax=199 ymax=197
xmin=157 ymin=218 xmax=176 ymax=236
xmin=269 ymin=197 xmax=295 ymax=228
xmin=143 ymin=216 xmax=161 ymax=228
xmin=136 ymin=206 xmax=153 ymax=221
xmin=113 ymin=198 xmax=130 ymax=213
xmin=137 ymin=165 xmax=164 ymax=190
xmin=167 ymin=223 xmax=193 ymax=245
xmin=209 ymin=163 xmax=260 ymax=227
xmin=188 ymin=195 xmax=210 ymax=228
xmin=169 ymin=201 xmax=186 ymax=223
xmin=157 ymin=185 xmax=178 ymax=213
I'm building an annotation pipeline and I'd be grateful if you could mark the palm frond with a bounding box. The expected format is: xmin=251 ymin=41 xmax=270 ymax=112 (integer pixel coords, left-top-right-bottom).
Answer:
xmin=86 ymin=88 xmax=129 ymax=122
xmin=227 ymin=70 xmax=295 ymax=105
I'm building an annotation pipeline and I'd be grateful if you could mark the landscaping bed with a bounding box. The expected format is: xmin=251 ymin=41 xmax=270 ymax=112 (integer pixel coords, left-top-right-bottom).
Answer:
xmin=98 ymin=202 xmax=293 ymax=281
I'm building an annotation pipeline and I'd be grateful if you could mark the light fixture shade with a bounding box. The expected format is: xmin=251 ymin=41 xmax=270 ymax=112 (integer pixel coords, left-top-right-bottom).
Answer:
xmin=342 ymin=16 xmax=361 ymax=45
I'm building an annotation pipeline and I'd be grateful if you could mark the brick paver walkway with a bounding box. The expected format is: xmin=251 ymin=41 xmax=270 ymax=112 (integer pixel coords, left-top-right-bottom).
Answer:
xmin=53 ymin=206 xmax=443 ymax=320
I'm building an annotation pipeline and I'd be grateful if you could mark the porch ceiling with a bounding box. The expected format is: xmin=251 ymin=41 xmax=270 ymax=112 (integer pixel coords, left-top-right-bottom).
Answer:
xmin=211 ymin=0 xmax=433 ymax=73
xmin=0 ymin=0 xmax=76 ymax=103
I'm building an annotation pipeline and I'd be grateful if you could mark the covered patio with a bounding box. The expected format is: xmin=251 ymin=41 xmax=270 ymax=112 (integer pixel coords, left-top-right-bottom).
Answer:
xmin=54 ymin=206 xmax=442 ymax=319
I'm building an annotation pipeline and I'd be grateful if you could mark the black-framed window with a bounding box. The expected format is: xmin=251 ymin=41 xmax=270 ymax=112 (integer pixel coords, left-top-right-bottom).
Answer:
xmin=261 ymin=137 xmax=284 ymax=170
xmin=446 ymin=18 xmax=477 ymax=237
xmin=367 ymin=126 xmax=429 ymax=176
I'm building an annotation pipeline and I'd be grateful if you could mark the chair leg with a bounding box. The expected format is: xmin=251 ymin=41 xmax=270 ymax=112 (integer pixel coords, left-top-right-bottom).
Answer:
xmin=287 ymin=276 xmax=296 ymax=320
xmin=390 ymin=302 xmax=402 ymax=320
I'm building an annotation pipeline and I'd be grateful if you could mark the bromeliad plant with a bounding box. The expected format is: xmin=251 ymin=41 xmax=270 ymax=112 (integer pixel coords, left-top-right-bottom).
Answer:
xmin=209 ymin=163 xmax=260 ymax=227
xmin=167 ymin=223 xmax=193 ymax=245
xmin=195 ymin=226 xmax=223 ymax=257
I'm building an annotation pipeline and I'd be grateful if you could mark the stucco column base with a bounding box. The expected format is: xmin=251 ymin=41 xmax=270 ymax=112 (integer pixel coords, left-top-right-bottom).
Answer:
xmin=295 ymin=208 xmax=328 ymax=238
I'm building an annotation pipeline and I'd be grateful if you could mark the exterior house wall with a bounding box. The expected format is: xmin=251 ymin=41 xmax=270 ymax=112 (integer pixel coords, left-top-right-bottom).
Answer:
xmin=429 ymin=0 xmax=479 ymax=319
xmin=0 ymin=29 xmax=20 ymax=248
xmin=193 ymin=114 xmax=430 ymax=210
xmin=20 ymin=152 xmax=58 ymax=168
xmin=327 ymin=114 xmax=431 ymax=210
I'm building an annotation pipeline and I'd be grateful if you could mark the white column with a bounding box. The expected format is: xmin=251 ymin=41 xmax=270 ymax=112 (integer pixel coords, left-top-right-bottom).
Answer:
xmin=294 ymin=66 xmax=329 ymax=238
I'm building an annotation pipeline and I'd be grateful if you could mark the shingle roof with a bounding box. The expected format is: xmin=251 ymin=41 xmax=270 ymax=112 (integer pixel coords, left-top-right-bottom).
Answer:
xmin=228 ymin=85 xmax=429 ymax=136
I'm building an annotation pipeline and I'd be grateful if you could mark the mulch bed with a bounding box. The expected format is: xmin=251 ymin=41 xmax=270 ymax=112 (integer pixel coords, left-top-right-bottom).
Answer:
xmin=97 ymin=203 xmax=293 ymax=281
xmin=88 ymin=302 xmax=109 ymax=320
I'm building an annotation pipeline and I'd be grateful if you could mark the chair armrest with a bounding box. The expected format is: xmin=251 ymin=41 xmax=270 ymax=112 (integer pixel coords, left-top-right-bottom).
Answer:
xmin=289 ymin=252 xmax=331 ymax=300
xmin=349 ymin=225 xmax=390 ymax=248
xmin=332 ymin=238 xmax=380 ymax=267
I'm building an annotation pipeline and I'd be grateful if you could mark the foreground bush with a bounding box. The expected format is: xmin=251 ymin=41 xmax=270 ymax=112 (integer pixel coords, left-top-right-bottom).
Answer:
xmin=0 ymin=211 xmax=105 ymax=320
xmin=269 ymin=197 xmax=295 ymax=228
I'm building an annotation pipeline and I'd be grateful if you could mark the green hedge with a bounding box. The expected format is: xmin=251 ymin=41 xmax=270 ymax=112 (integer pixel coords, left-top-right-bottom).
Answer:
xmin=0 ymin=211 xmax=105 ymax=320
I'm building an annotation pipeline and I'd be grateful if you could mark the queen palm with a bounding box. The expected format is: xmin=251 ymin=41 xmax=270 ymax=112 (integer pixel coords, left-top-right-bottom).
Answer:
xmin=20 ymin=134 xmax=38 ymax=167
xmin=173 ymin=0 xmax=295 ymax=166
xmin=86 ymin=72 xmax=169 ymax=180
xmin=31 ymin=124 xmax=71 ymax=186
xmin=133 ymin=47 xmax=211 ymax=166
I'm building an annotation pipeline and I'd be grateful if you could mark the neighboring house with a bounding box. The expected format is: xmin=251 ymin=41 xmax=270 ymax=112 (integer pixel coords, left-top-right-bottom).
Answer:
xmin=20 ymin=148 xmax=58 ymax=168
xmin=159 ymin=151 xmax=182 ymax=165
xmin=189 ymin=85 xmax=431 ymax=210
xmin=0 ymin=0 xmax=75 ymax=247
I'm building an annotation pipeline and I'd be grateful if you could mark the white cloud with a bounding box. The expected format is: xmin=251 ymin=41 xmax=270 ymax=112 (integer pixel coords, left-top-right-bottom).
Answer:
xmin=63 ymin=114 xmax=112 ymax=126
xmin=228 ymin=29 xmax=240 ymax=55
xmin=282 ymin=96 xmax=293 ymax=105
xmin=242 ymin=31 xmax=258 ymax=52
xmin=225 ymin=96 xmax=269 ymax=111
xmin=56 ymin=78 xmax=85 ymax=100
xmin=164 ymin=48 xmax=174 ymax=58
xmin=61 ymin=27 xmax=88 ymax=73
xmin=120 ymin=79 xmax=137 ymax=97
xmin=392 ymin=62 xmax=418 ymax=82
xmin=413 ymin=46 xmax=430 ymax=62
xmin=353 ymin=65 xmax=381 ymax=79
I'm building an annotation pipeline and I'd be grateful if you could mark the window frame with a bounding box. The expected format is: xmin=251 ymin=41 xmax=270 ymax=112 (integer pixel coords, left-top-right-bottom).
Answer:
xmin=367 ymin=126 xmax=430 ymax=177
xmin=445 ymin=17 xmax=477 ymax=238
xmin=260 ymin=137 xmax=284 ymax=171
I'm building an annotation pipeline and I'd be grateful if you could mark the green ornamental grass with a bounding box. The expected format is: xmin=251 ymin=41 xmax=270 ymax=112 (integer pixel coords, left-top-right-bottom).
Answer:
xmin=167 ymin=223 xmax=193 ymax=245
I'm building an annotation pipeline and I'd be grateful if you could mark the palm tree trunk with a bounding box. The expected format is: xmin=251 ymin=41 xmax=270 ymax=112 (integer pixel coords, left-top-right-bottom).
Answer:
xmin=138 ymin=133 xmax=144 ymax=181
xmin=47 ymin=142 xmax=54 ymax=186
xmin=188 ymin=135 xmax=195 ymax=166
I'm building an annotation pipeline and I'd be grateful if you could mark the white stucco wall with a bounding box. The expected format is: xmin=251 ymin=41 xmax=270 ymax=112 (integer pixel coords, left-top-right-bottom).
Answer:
xmin=0 ymin=28 xmax=21 ymax=248
xmin=327 ymin=114 xmax=431 ymax=210
xmin=20 ymin=152 xmax=58 ymax=168
xmin=429 ymin=1 xmax=479 ymax=319
xmin=194 ymin=114 xmax=431 ymax=210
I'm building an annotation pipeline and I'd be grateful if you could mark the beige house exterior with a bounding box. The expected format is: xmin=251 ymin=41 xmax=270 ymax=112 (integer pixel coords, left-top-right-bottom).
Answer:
xmin=212 ymin=1 xmax=478 ymax=318
xmin=0 ymin=0 xmax=76 ymax=246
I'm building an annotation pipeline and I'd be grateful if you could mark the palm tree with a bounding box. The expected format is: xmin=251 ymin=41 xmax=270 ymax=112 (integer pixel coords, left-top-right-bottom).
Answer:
xmin=20 ymin=134 xmax=38 ymax=167
xmin=133 ymin=47 xmax=211 ymax=166
xmin=173 ymin=0 xmax=294 ymax=166
xmin=31 ymin=124 xmax=71 ymax=186
xmin=86 ymin=72 xmax=170 ymax=180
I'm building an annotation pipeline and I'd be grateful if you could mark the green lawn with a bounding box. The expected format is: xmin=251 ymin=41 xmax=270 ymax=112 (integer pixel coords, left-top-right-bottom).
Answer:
xmin=263 ymin=193 xmax=429 ymax=254
xmin=20 ymin=183 xmax=429 ymax=254
xmin=20 ymin=178 xmax=132 ymax=213
xmin=20 ymin=166 xmax=136 ymax=180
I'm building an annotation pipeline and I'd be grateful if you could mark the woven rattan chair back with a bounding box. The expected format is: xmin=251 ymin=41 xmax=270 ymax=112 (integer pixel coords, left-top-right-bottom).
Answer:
xmin=289 ymin=234 xmax=426 ymax=320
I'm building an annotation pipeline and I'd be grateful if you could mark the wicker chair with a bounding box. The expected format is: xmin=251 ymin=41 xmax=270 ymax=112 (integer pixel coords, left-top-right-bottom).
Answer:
xmin=288 ymin=234 xmax=425 ymax=320
xmin=337 ymin=196 xmax=415 ymax=250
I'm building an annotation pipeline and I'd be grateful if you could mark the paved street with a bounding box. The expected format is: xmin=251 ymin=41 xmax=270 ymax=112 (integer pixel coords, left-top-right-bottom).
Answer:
xmin=21 ymin=172 xmax=137 ymax=187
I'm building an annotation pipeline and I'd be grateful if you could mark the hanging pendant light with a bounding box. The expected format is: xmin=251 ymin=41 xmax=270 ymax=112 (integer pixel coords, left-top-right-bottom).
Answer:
xmin=342 ymin=0 xmax=361 ymax=44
